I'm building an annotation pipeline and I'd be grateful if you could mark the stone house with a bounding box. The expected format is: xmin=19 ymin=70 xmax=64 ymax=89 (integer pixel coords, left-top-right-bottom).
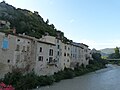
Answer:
xmin=80 ymin=43 xmax=91 ymax=66
xmin=0 ymin=31 xmax=93 ymax=78
xmin=0 ymin=33 xmax=36 ymax=78
xmin=13 ymin=34 xmax=36 ymax=73
xmin=0 ymin=32 xmax=16 ymax=78
xmin=34 ymin=39 xmax=58 ymax=76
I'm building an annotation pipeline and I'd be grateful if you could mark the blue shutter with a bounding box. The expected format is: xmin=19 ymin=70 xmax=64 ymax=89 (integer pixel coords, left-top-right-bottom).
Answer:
xmin=2 ymin=38 xmax=9 ymax=49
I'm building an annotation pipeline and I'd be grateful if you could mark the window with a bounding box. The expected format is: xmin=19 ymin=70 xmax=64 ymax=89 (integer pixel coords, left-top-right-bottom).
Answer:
xmin=27 ymin=46 xmax=30 ymax=51
xmin=38 ymin=56 xmax=43 ymax=61
xmin=57 ymin=45 xmax=60 ymax=49
xmin=75 ymin=48 xmax=77 ymax=52
xmin=67 ymin=59 xmax=69 ymax=62
xmin=68 ymin=47 xmax=70 ymax=50
xmin=64 ymin=53 xmax=66 ymax=56
xmin=46 ymin=59 xmax=48 ymax=61
xmin=67 ymin=53 xmax=69 ymax=56
xmin=40 ymin=47 xmax=42 ymax=52
xmin=17 ymin=39 xmax=20 ymax=42
xmin=22 ymin=46 xmax=25 ymax=52
xmin=57 ymin=51 xmax=59 ymax=55
xmin=65 ymin=46 xmax=66 ymax=50
xmin=57 ymin=39 xmax=59 ymax=43
xmin=16 ymin=45 xmax=20 ymax=51
xmin=73 ymin=54 xmax=74 ymax=57
xmin=49 ymin=49 xmax=53 ymax=56
xmin=2 ymin=38 xmax=9 ymax=49
xmin=75 ymin=54 xmax=76 ymax=58
xmin=7 ymin=59 xmax=10 ymax=63
xmin=49 ymin=57 xmax=53 ymax=62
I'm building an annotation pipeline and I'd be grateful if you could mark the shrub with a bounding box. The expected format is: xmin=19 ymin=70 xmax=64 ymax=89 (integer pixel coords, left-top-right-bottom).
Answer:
xmin=38 ymin=75 xmax=54 ymax=86
xmin=63 ymin=68 xmax=75 ymax=79
xmin=15 ymin=72 xmax=39 ymax=90
xmin=53 ymin=71 xmax=64 ymax=82
xmin=3 ymin=72 xmax=22 ymax=86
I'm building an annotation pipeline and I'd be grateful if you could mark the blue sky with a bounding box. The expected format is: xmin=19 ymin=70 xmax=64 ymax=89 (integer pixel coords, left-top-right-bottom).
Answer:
xmin=1 ymin=0 xmax=120 ymax=50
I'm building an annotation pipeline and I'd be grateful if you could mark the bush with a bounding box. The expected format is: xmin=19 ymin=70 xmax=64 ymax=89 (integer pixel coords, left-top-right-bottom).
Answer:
xmin=3 ymin=72 xmax=22 ymax=86
xmin=16 ymin=72 xmax=39 ymax=90
xmin=63 ymin=68 xmax=75 ymax=79
xmin=38 ymin=75 xmax=54 ymax=86
xmin=53 ymin=71 xmax=64 ymax=82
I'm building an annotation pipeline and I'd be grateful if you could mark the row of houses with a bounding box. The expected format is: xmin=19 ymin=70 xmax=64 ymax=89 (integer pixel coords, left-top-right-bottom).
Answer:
xmin=0 ymin=31 xmax=93 ymax=78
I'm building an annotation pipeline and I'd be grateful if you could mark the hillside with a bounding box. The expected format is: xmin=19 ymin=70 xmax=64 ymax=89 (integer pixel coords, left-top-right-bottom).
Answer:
xmin=0 ymin=1 xmax=69 ymax=42
xmin=100 ymin=48 xmax=115 ymax=55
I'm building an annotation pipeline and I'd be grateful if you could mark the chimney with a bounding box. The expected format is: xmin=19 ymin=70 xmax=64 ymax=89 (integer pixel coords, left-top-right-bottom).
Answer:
xmin=13 ymin=27 xmax=16 ymax=34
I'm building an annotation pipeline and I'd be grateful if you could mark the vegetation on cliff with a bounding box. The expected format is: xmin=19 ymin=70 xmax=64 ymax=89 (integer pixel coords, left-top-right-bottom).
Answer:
xmin=0 ymin=1 xmax=70 ymax=43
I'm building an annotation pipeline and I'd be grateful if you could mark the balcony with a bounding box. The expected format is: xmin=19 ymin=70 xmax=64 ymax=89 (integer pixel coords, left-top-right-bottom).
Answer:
xmin=47 ymin=59 xmax=57 ymax=66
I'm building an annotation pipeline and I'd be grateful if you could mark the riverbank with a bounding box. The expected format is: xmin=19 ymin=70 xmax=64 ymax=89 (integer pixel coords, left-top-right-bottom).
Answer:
xmin=0 ymin=59 xmax=107 ymax=90
xmin=32 ymin=63 xmax=106 ymax=90
xmin=35 ymin=64 xmax=120 ymax=90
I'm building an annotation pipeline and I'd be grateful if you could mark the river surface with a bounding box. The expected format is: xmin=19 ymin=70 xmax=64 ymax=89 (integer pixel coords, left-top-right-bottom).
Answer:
xmin=34 ymin=64 xmax=120 ymax=90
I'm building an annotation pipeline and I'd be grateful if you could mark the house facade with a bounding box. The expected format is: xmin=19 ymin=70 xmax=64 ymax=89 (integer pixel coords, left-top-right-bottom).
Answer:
xmin=0 ymin=33 xmax=36 ymax=78
xmin=0 ymin=32 xmax=16 ymax=78
xmin=70 ymin=42 xmax=92 ymax=69
xmin=80 ymin=43 xmax=92 ymax=66
xmin=13 ymin=34 xmax=35 ymax=73
xmin=34 ymin=39 xmax=58 ymax=75
xmin=0 ymin=32 xmax=93 ymax=78
xmin=60 ymin=43 xmax=71 ymax=69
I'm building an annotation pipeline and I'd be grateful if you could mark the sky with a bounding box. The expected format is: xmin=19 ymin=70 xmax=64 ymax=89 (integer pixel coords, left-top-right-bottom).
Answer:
xmin=1 ymin=0 xmax=120 ymax=50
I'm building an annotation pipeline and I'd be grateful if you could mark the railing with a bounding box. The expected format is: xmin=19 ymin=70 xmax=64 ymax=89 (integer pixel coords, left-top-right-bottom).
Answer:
xmin=106 ymin=59 xmax=120 ymax=61
xmin=47 ymin=60 xmax=57 ymax=65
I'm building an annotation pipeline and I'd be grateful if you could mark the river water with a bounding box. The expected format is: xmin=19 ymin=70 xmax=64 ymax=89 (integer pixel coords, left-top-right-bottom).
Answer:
xmin=35 ymin=64 xmax=120 ymax=90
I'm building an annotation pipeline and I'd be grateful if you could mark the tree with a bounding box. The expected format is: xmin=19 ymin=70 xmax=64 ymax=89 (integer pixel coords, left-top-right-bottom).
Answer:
xmin=46 ymin=19 xmax=49 ymax=24
xmin=114 ymin=47 xmax=120 ymax=59
xmin=92 ymin=52 xmax=101 ymax=60
xmin=109 ymin=47 xmax=120 ymax=59
xmin=114 ymin=47 xmax=119 ymax=54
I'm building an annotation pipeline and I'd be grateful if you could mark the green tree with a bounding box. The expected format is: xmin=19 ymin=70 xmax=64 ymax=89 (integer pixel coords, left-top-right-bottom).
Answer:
xmin=114 ymin=47 xmax=120 ymax=59
xmin=46 ymin=19 xmax=49 ymax=24
xmin=109 ymin=47 xmax=120 ymax=59
xmin=114 ymin=47 xmax=119 ymax=54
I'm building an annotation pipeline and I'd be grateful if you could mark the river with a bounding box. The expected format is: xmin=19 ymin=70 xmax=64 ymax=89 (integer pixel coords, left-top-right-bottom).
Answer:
xmin=34 ymin=64 xmax=120 ymax=90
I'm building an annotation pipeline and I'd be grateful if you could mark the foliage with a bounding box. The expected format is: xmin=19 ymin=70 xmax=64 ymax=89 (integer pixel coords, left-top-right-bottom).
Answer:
xmin=109 ymin=47 xmax=120 ymax=59
xmin=0 ymin=1 xmax=71 ymax=42
xmin=114 ymin=47 xmax=119 ymax=55
xmin=91 ymin=52 xmax=108 ymax=66
xmin=92 ymin=52 xmax=101 ymax=60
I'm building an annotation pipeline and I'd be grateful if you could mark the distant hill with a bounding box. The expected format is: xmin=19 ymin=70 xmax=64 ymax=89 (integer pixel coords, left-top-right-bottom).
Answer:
xmin=100 ymin=52 xmax=109 ymax=57
xmin=100 ymin=48 xmax=115 ymax=55
xmin=99 ymin=48 xmax=120 ymax=57
xmin=0 ymin=1 xmax=70 ymax=42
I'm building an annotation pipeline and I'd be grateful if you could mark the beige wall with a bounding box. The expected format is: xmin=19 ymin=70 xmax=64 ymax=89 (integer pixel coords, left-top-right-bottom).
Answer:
xmin=0 ymin=33 xmax=16 ymax=78
xmin=40 ymin=36 xmax=56 ymax=45
xmin=13 ymin=36 xmax=34 ymax=73
xmin=34 ymin=40 xmax=58 ymax=76
xmin=60 ymin=43 xmax=71 ymax=70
